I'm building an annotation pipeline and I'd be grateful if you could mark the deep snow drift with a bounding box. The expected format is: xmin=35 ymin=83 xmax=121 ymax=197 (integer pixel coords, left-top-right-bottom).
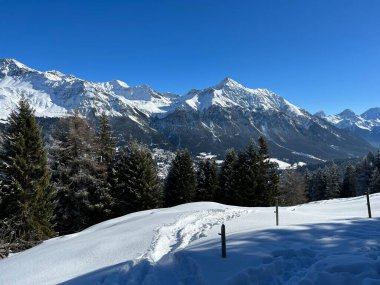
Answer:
xmin=1 ymin=195 xmax=380 ymax=285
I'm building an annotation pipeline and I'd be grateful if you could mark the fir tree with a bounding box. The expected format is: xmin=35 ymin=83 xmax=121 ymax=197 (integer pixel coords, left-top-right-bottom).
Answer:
xmin=310 ymin=168 xmax=327 ymax=201
xmin=234 ymin=141 xmax=258 ymax=206
xmin=0 ymin=98 xmax=56 ymax=243
xmin=341 ymin=165 xmax=357 ymax=198
xmin=356 ymin=152 xmax=375 ymax=195
xmin=110 ymin=141 xmax=162 ymax=216
xmin=374 ymin=150 xmax=380 ymax=171
xmin=304 ymin=169 xmax=313 ymax=201
xmin=97 ymin=113 xmax=115 ymax=164
xmin=257 ymin=136 xmax=279 ymax=206
xmin=369 ymin=168 xmax=380 ymax=194
xmin=217 ymin=149 xmax=237 ymax=204
xmin=195 ymin=159 xmax=218 ymax=201
xmin=164 ymin=149 xmax=196 ymax=207
xmin=279 ymin=169 xmax=307 ymax=206
xmin=325 ymin=163 xmax=341 ymax=199
xmin=50 ymin=113 xmax=112 ymax=234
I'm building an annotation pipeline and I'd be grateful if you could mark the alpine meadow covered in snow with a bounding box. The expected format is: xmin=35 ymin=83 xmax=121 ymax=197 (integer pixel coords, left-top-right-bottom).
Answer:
xmin=1 ymin=0 xmax=380 ymax=284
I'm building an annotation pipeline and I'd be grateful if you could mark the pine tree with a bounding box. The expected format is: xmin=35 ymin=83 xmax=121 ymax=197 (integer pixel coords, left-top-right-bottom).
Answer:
xmin=234 ymin=141 xmax=258 ymax=206
xmin=304 ymin=169 xmax=313 ymax=201
xmin=356 ymin=152 xmax=375 ymax=195
xmin=50 ymin=113 xmax=112 ymax=234
xmin=326 ymin=163 xmax=341 ymax=199
xmin=374 ymin=150 xmax=380 ymax=171
xmin=369 ymin=168 xmax=380 ymax=194
xmin=164 ymin=149 xmax=196 ymax=207
xmin=341 ymin=165 xmax=357 ymax=198
xmin=257 ymin=136 xmax=279 ymax=206
xmin=217 ymin=149 xmax=237 ymax=204
xmin=310 ymin=168 xmax=327 ymax=201
xmin=279 ymin=169 xmax=307 ymax=206
xmin=0 ymin=98 xmax=56 ymax=244
xmin=110 ymin=141 xmax=162 ymax=216
xmin=195 ymin=159 xmax=218 ymax=201
xmin=97 ymin=113 xmax=115 ymax=164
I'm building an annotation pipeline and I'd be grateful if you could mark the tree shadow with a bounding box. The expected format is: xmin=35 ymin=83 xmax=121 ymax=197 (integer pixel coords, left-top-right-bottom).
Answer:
xmin=61 ymin=218 xmax=380 ymax=285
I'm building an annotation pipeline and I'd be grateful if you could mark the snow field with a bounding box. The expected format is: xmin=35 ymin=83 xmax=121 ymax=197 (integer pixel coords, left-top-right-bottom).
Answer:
xmin=1 ymin=196 xmax=380 ymax=284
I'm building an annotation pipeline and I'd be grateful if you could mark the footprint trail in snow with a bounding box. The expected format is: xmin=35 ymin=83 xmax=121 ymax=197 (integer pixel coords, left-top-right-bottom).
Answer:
xmin=143 ymin=208 xmax=248 ymax=263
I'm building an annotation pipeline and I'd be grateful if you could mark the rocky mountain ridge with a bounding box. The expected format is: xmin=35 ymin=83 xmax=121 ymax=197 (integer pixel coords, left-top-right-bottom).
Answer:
xmin=0 ymin=59 xmax=375 ymax=163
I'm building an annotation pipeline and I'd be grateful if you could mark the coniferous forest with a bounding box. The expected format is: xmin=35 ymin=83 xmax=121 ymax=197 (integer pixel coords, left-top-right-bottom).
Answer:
xmin=1 ymin=99 xmax=380 ymax=256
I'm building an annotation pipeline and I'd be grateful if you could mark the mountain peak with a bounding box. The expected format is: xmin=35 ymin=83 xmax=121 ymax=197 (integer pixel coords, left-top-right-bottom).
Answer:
xmin=338 ymin=109 xmax=357 ymax=119
xmin=361 ymin=107 xmax=380 ymax=120
xmin=0 ymin=58 xmax=34 ymax=76
xmin=109 ymin=79 xmax=129 ymax=88
xmin=214 ymin=77 xmax=243 ymax=89
xmin=314 ymin=111 xmax=326 ymax=118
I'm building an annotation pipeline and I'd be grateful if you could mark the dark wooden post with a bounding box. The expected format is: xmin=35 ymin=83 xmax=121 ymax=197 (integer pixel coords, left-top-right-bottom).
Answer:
xmin=275 ymin=197 xmax=279 ymax=226
xmin=366 ymin=191 xmax=372 ymax=218
xmin=218 ymin=224 xmax=226 ymax=258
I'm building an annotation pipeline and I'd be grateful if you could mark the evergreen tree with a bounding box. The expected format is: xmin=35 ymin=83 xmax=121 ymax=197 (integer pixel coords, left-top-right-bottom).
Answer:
xmin=369 ymin=168 xmax=380 ymax=194
xmin=50 ymin=113 xmax=112 ymax=234
xmin=217 ymin=149 xmax=237 ymax=204
xmin=195 ymin=159 xmax=218 ymax=201
xmin=310 ymin=168 xmax=327 ymax=201
xmin=325 ymin=163 xmax=341 ymax=199
xmin=164 ymin=149 xmax=196 ymax=207
xmin=234 ymin=142 xmax=258 ymax=206
xmin=341 ymin=165 xmax=357 ymax=198
xmin=356 ymin=152 xmax=375 ymax=195
xmin=279 ymin=169 xmax=307 ymax=206
xmin=110 ymin=141 xmax=162 ymax=216
xmin=374 ymin=150 xmax=380 ymax=171
xmin=304 ymin=169 xmax=313 ymax=201
xmin=257 ymin=136 xmax=279 ymax=206
xmin=232 ymin=137 xmax=279 ymax=207
xmin=97 ymin=113 xmax=115 ymax=164
xmin=0 ymin=98 xmax=56 ymax=244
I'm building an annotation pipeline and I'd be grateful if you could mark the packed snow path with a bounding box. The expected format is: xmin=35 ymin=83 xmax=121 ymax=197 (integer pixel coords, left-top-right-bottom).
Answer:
xmin=1 ymin=197 xmax=380 ymax=284
xmin=144 ymin=208 xmax=247 ymax=263
xmin=94 ymin=208 xmax=248 ymax=285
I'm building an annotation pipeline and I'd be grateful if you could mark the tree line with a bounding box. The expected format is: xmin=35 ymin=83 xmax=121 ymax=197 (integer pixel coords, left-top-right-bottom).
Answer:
xmin=303 ymin=152 xmax=380 ymax=202
xmin=0 ymin=99 xmax=280 ymax=254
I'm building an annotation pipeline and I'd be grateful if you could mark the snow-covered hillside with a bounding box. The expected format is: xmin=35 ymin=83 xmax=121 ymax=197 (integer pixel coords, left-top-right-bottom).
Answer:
xmin=1 ymin=194 xmax=380 ymax=285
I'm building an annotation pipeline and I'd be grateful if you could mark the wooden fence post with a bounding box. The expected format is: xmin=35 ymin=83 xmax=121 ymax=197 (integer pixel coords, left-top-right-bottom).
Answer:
xmin=275 ymin=198 xmax=279 ymax=226
xmin=218 ymin=224 xmax=226 ymax=258
xmin=366 ymin=191 xmax=372 ymax=218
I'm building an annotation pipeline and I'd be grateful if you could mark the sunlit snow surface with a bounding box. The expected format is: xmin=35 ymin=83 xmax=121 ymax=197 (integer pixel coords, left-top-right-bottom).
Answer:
xmin=1 ymin=194 xmax=380 ymax=285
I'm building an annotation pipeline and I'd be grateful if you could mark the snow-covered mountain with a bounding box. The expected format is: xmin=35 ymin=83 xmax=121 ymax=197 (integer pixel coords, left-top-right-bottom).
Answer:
xmin=1 ymin=195 xmax=380 ymax=284
xmin=316 ymin=109 xmax=380 ymax=147
xmin=172 ymin=77 xmax=305 ymax=117
xmin=0 ymin=59 xmax=174 ymax=121
xmin=152 ymin=78 xmax=373 ymax=162
xmin=0 ymin=59 xmax=374 ymax=163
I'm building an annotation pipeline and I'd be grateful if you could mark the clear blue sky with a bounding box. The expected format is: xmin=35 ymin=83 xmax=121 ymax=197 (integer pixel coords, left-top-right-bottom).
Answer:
xmin=1 ymin=0 xmax=379 ymax=114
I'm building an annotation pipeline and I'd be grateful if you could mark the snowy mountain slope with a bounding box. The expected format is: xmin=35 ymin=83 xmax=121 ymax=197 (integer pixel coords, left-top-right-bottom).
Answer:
xmin=0 ymin=59 xmax=175 ymax=121
xmin=0 ymin=59 xmax=374 ymax=162
xmin=1 ymin=195 xmax=380 ymax=285
xmin=317 ymin=109 xmax=380 ymax=147
xmin=173 ymin=77 xmax=305 ymax=118
xmin=152 ymin=81 xmax=373 ymax=162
